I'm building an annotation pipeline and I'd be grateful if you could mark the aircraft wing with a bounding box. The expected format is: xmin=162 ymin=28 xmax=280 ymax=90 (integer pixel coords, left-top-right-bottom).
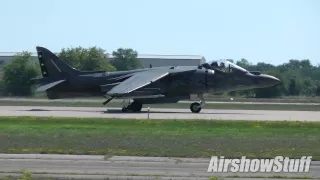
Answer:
xmin=104 ymin=67 xmax=195 ymax=97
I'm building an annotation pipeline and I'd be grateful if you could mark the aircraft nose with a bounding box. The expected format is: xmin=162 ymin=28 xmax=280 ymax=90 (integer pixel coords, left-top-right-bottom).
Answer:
xmin=256 ymin=74 xmax=281 ymax=87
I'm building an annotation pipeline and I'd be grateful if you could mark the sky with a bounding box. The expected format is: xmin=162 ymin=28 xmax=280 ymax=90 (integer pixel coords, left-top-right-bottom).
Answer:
xmin=1 ymin=0 xmax=319 ymax=65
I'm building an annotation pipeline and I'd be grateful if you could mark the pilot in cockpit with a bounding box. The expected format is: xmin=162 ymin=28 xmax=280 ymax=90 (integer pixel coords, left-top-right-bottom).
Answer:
xmin=207 ymin=60 xmax=248 ymax=74
xmin=210 ymin=62 xmax=218 ymax=67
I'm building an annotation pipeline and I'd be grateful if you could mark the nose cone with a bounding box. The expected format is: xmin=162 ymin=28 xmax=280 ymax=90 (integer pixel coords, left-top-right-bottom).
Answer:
xmin=256 ymin=74 xmax=281 ymax=88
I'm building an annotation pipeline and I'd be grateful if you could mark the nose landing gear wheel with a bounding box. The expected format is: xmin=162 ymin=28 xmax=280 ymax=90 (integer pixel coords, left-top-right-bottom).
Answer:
xmin=190 ymin=102 xmax=201 ymax=113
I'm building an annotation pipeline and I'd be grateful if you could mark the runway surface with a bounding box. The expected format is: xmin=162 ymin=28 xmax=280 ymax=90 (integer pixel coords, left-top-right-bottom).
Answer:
xmin=0 ymin=105 xmax=319 ymax=121
xmin=1 ymin=97 xmax=320 ymax=105
xmin=0 ymin=154 xmax=319 ymax=180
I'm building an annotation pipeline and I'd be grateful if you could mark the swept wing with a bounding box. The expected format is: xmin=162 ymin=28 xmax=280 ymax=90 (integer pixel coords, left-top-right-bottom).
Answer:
xmin=104 ymin=67 xmax=195 ymax=97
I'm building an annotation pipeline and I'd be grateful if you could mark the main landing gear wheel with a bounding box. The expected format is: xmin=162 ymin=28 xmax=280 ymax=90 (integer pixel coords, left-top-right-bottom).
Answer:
xmin=130 ymin=101 xmax=143 ymax=112
xmin=121 ymin=101 xmax=143 ymax=113
xmin=190 ymin=102 xmax=201 ymax=113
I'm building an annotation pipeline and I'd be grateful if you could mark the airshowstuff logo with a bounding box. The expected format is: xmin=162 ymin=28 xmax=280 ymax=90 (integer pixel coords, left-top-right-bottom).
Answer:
xmin=207 ymin=156 xmax=312 ymax=173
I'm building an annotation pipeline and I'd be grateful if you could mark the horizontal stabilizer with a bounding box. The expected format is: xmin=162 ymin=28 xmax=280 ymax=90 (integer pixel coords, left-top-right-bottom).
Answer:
xmin=28 ymin=77 xmax=44 ymax=84
xmin=35 ymin=80 xmax=65 ymax=92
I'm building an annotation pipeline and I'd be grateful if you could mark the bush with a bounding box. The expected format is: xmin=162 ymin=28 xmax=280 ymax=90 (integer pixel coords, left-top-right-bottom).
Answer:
xmin=1 ymin=52 xmax=40 ymax=96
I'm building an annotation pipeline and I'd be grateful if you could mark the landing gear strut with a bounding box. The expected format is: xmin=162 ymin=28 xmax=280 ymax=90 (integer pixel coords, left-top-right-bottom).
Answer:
xmin=190 ymin=94 xmax=205 ymax=113
xmin=121 ymin=100 xmax=143 ymax=113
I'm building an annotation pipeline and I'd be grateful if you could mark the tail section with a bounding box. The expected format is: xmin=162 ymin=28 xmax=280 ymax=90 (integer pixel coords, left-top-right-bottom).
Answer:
xmin=36 ymin=46 xmax=81 ymax=78
xmin=30 ymin=46 xmax=82 ymax=94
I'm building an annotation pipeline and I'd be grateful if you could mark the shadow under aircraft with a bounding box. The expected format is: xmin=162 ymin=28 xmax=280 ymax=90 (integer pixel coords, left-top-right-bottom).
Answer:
xmin=29 ymin=47 xmax=281 ymax=113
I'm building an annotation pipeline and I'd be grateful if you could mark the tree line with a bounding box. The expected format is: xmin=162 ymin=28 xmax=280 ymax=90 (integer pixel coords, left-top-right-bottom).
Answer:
xmin=229 ymin=58 xmax=320 ymax=98
xmin=0 ymin=46 xmax=319 ymax=98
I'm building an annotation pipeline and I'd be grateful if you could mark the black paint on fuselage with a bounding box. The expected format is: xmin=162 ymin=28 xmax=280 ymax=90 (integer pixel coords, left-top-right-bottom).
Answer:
xmin=32 ymin=46 xmax=281 ymax=104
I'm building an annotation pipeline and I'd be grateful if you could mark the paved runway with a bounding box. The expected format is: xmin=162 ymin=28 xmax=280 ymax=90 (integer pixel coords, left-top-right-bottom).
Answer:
xmin=1 ymin=97 xmax=320 ymax=105
xmin=0 ymin=105 xmax=319 ymax=121
xmin=0 ymin=154 xmax=319 ymax=180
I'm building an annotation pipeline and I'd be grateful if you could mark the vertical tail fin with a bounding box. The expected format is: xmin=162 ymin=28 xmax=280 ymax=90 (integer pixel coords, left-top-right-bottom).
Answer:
xmin=36 ymin=46 xmax=81 ymax=77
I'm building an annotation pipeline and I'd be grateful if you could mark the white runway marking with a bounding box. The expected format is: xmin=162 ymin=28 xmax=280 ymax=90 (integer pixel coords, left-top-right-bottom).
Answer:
xmin=0 ymin=106 xmax=319 ymax=121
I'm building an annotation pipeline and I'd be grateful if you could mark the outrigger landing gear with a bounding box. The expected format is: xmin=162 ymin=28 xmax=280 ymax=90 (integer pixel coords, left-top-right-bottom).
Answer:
xmin=121 ymin=100 xmax=143 ymax=113
xmin=102 ymin=97 xmax=113 ymax=105
xmin=190 ymin=94 xmax=205 ymax=113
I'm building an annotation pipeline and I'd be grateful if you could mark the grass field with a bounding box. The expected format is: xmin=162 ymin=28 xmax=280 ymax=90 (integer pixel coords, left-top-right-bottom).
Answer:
xmin=0 ymin=100 xmax=320 ymax=111
xmin=0 ymin=116 xmax=319 ymax=159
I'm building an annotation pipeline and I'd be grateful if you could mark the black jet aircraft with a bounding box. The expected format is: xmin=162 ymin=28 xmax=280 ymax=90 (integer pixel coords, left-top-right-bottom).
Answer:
xmin=30 ymin=46 xmax=281 ymax=113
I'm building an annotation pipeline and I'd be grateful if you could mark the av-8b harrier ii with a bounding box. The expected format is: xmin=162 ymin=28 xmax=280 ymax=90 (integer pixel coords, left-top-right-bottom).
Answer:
xmin=30 ymin=46 xmax=280 ymax=113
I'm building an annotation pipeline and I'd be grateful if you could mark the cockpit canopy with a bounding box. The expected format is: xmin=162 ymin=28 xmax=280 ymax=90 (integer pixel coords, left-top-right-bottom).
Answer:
xmin=201 ymin=60 xmax=248 ymax=74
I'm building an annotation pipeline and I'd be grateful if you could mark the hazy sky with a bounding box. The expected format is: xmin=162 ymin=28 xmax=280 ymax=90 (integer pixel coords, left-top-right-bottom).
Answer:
xmin=1 ymin=0 xmax=319 ymax=65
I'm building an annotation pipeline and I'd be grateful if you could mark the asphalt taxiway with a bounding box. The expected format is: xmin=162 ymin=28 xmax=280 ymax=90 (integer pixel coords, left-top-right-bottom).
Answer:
xmin=0 ymin=154 xmax=319 ymax=180
xmin=0 ymin=105 xmax=319 ymax=121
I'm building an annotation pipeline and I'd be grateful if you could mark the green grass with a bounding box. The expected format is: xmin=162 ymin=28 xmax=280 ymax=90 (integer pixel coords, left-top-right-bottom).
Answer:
xmin=0 ymin=100 xmax=320 ymax=111
xmin=0 ymin=116 xmax=319 ymax=159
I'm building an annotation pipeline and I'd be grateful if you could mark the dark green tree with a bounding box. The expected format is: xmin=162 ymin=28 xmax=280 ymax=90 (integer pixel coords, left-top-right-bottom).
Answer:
xmin=250 ymin=62 xmax=275 ymax=72
xmin=228 ymin=90 xmax=237 ymax=96
xmin=58 ymin=46 xmax=116 ymax=71
xmin=111 ymin=48 xmax=142 ymax=71
xmin=288 ymin=79 xmax=299 ymax=96
xmin=299 ymin=78 xmax=316 ymax=96
xmin=254 ymin=86 xmax=282 ymax=98
xmin=238 ymin=89 xmax=256 ymax=98
xmin=236 ymin=59 xmax=251 ymax=69
xmin=226 ymin=59 xmax=234 ymax=63
xmin=316 ymin=85 xmax=320 ymax=96
xmin=2 ymin=52 xmax=40 ymax=96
